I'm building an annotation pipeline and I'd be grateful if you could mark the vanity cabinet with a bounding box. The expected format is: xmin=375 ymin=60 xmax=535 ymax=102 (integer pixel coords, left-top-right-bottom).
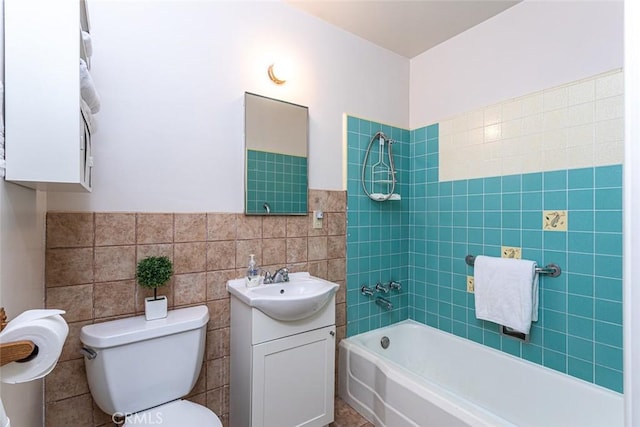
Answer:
xmin=4 ymin=0 xmax=93 ymax=191
xmin=229 ymin=294 xmax=336 ymax=427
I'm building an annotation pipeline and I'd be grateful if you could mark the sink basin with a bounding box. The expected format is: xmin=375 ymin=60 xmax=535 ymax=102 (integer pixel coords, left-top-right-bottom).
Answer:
xmin=227 ymin=272 xmax=339 ymax=321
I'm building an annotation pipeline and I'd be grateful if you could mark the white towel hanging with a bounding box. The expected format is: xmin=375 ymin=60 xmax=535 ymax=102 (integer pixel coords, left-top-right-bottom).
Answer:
xmin=473 ymin=255 xmax=539 ymax=335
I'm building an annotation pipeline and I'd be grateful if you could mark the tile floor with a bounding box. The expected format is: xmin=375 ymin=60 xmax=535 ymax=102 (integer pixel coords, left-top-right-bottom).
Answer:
xmin=330 ymin=397 xmax=374 ymax=427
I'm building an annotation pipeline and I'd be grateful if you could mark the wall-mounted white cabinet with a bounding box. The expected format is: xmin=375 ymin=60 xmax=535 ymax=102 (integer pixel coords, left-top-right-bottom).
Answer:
xmin=4 ymin=0 xmax=93 ymax=191
xmin=229 ymin=294 xmax=336 ymax=427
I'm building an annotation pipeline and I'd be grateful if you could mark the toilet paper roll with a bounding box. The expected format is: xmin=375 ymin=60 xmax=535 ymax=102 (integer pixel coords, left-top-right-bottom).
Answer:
xmin=0 ymin=310 xmax=68 ymax=384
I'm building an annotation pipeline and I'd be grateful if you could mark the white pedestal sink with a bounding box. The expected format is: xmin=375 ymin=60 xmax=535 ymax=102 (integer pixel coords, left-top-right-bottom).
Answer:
xmin=226 ymin=272 xmax=339 ymax=321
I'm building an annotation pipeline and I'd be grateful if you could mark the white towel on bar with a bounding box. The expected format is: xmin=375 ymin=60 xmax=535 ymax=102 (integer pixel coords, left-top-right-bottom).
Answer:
xmin=80 ymin=58 xmax=100 ymax=114
xmin=474 ymin=255 xmax=539 ymax=335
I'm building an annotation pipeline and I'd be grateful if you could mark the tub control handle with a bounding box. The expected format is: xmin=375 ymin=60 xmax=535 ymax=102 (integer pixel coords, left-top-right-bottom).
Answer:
xmin=80 ymin=346 xmax=97 ymax=360
xmin=361 ymin=285 xmax=374 ymax=296
xmin=388 ymin=281 xmax=402 ymax=291
xmin=375 ymin=282 xmax=389 ymax=294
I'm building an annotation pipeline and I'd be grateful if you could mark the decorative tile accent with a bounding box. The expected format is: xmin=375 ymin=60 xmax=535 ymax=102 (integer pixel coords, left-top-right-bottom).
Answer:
xmin=467 ymin=276 xmax=474 ymax=293
xmin=502 ymin=246 xmax=522 ymax=259
xmin=544 ymin=210 xmax=568 ymax=231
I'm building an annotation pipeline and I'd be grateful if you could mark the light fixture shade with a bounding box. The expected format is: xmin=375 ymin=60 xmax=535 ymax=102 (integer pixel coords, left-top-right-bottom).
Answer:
xmin=268 ymin=63 xmax=287 ymax=85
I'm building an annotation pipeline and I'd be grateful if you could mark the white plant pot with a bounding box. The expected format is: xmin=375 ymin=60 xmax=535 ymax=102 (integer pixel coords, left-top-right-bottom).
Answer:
xmin=144 ymin=296 xmax=168 ymax=320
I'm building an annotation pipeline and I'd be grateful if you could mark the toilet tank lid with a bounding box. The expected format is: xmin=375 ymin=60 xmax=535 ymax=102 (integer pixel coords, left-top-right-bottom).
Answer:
xmin=80 ymin=306 xmax=209 ymax=349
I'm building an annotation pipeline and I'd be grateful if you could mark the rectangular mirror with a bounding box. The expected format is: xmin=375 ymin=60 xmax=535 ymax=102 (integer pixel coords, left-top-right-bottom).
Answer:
xmin=245 ymin=92 xmax=308 ymax=215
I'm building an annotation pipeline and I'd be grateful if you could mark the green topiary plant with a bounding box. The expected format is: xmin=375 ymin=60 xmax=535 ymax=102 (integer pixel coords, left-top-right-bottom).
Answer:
xmin=136 ymin=256 xmax=173 ymax=301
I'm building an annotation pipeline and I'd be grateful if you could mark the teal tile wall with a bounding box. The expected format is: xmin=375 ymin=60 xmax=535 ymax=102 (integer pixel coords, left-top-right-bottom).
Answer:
xmin=410 ymin=124 xmax=623 ymax=393
xmin=346 ymin=117 xmax=411 ymax=335
xmin=346 ymin=116 xmax=623 ymax=393
xmin=246 ymin=149 xmax=307 ymax=214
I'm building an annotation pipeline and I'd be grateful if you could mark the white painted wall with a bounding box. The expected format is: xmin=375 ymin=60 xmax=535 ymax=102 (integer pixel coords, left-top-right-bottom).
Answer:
xmin=47 ymin=0 xmax=409 ymax=213
xmin=0 ymin=4 xmax=47 ymax=424
xmin=0 ymin=184 xmax=47 ymax=426
xmin=410 ymin=0 xmax=624 ymax=129
xmin=624 ymin=0 xmax=640 ymax=424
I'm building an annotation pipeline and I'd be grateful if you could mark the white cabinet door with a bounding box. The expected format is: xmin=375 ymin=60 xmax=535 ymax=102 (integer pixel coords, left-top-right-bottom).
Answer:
xmin=4 ymin=0 xmax=92 ymax=191
xmin=252 ymin=325 xmax=335 ymax=427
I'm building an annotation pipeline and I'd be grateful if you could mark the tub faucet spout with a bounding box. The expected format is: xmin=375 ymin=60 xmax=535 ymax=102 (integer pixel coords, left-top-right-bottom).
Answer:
xmin=375 ymin=296 xmax=393 ymax=310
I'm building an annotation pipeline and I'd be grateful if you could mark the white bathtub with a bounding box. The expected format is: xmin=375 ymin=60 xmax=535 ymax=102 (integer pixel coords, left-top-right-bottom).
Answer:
xmin=339 ymin=320 xmax=623 ymax=427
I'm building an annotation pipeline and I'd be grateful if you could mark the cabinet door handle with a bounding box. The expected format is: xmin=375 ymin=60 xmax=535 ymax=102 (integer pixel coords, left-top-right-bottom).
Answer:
xmin=329 ymin=331 xmax=335 ymax=337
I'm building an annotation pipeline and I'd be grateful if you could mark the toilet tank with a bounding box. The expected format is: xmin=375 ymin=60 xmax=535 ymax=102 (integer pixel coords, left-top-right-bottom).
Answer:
xmin=80 ymin=305 xmax=209 ymax=416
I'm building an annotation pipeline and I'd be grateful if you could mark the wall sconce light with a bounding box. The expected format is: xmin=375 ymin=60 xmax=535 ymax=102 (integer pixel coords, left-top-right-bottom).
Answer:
xmin=268 ymin=63 xmax=287 ymax=85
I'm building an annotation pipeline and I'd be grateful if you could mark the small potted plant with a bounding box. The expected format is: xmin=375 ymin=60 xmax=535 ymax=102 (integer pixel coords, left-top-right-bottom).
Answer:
xmin=136 ymin=256 xmax=173 ymax=320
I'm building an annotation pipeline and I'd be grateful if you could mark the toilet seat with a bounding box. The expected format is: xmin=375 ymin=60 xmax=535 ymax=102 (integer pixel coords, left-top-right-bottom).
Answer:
xmin=123 ymin=399 xmax=222 ymax=427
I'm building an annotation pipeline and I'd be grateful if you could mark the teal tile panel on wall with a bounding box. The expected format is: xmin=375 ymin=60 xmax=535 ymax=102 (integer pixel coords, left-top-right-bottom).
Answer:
xmin=346 ymin=116 xmax=410 ymax=336
xmin=345 ymin=116 xmax=623 ymax=393
xmin=409 ymin=123 xmax=623 ymax=393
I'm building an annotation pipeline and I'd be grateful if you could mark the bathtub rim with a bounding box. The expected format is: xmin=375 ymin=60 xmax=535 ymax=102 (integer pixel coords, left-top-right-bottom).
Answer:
xmin=342 ymin=319 xmax=623 ymax=399
xmin=340 ymin=334 xmax=513 ymax=427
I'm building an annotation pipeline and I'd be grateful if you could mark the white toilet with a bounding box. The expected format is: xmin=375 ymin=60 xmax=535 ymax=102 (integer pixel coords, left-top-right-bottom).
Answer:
xmin=80 ymin=305 xmax=222 ymax=426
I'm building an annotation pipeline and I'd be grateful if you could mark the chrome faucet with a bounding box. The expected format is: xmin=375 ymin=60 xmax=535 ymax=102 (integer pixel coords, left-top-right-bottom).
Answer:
xmin=263 ymin=267 xmax=289 ymax=284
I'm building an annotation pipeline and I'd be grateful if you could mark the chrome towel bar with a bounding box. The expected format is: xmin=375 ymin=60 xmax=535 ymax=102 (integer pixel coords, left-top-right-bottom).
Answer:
xmin=465 ymin=255 xmax=561 ymax=278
